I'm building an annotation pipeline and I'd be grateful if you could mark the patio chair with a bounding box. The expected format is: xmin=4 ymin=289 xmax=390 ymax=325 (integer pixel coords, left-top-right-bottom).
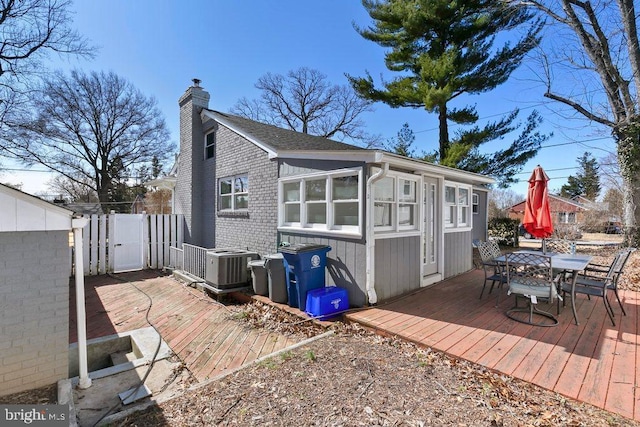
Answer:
xmin=543 ymin=238 xmax=575 ymax=283
xmin=505 ymin=252 xmax=559 ymax=326
xmin=542 ymin=238 xmax=575 ymax=255
xmin=477 ymin=240 xmax=506 ymax=299
xmin=562 ymin=247 xmax=636 ymax=325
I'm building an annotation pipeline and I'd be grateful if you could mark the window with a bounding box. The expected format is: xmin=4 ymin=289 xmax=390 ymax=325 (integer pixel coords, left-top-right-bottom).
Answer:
xmin=373 ymin=171 xmax=419 ymax=233
xmin=472 ymin=193 xmax=479 ymax=214
xmin=205 ymin=132 xmax=215 ymax=159
xmin=373 ymin=177 xmax=394 ymax=229
xmin=279 ymin=169 xmax=362 ymax=236
xmin=219 ymin=174 xmax=248 ymax=211
xmin=557 ymin=212 xmax=576 ymax=224
xmin=444 ymin=182 xmax=472 ymax=230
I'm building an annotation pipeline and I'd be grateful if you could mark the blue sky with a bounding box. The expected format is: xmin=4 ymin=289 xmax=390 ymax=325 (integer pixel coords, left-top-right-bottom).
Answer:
xmin=1 ymin=0 xmax=618 ymax=198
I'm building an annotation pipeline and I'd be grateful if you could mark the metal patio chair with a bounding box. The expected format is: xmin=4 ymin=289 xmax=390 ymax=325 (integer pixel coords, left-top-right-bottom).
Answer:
xmin=505 ymin=252 xmax=559 ymax=326
xmin=477 ymin=240 xmax=506 ymax=299
xmin=562 ymin=247 xmax=636 ymax=325
xmin=542 ymin=238 xmax=575 ymax=255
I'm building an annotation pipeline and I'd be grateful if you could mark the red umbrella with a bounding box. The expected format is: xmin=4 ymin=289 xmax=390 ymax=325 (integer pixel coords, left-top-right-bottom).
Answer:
xmin=522 ymin=165 xmax=553 ymax=239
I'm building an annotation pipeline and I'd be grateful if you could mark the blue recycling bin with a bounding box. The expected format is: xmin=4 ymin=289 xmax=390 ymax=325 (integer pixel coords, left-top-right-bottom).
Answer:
xmin=278 ymin=244 xmax=331 ymax=311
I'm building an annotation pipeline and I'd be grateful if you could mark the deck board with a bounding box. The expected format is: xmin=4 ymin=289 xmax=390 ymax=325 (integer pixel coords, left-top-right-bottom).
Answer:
xmin=346 ymin=269 xmax=640 ymax=422
xmin=70 ymin=271 xmax=310 ymax=384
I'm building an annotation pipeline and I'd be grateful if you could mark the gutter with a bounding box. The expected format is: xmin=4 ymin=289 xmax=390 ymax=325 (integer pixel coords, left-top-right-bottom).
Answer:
xmin=365 ymin=162 xmax=388 ymax=305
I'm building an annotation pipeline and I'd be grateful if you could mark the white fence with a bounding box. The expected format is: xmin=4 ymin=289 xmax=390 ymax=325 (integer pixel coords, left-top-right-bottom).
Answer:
xmin=81 ymin=213 xmax=184 ymax=275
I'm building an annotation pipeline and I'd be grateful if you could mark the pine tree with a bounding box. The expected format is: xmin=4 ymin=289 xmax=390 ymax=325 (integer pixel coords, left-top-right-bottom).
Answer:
xmin=559 ymin=152 xmax=601 ymax=200
xmin=385 ymin=123 xmax=416 ymax=157
xmin=348 ymin=0 xmax=548 ymax=186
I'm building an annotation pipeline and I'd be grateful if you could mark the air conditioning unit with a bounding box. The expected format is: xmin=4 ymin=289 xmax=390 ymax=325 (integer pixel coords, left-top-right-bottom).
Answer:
xmin=205 ymin=249 xmax=259 ymax=289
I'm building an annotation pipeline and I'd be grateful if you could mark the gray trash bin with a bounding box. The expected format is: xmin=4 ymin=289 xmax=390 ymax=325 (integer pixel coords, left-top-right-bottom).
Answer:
xmin=264 ymin=253 xmax=287 ymax=303
xmin=248 ymin=259 xmax=268 ymax=296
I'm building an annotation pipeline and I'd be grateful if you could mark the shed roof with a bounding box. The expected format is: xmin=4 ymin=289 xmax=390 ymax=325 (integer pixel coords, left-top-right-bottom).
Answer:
xmin=0 ymin=183 xmax=73 ymax=232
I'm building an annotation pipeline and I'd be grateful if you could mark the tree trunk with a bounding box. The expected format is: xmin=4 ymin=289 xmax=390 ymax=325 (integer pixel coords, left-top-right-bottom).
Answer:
xmin=438 ymin=104 xmax=449 ymax=161
xmin=615 ymin=119 xmax=640 ymax=246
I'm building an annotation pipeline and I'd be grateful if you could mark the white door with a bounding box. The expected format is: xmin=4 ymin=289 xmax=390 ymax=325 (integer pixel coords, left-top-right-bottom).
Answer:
xmin=422 ymin=177 xmax=439 ymax=276
xmin=112 ymin=214 xmax=144 ymax=273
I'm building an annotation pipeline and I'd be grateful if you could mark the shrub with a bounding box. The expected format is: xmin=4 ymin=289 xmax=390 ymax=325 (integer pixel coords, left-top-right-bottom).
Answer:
xmin=488 ymin=218 xmax=520 ymax=245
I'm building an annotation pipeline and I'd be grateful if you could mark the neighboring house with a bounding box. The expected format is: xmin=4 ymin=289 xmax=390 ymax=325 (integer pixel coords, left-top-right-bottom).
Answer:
xmin=174 ymin=81 xmax=494 ymax=307
xmin=0 ymin=184 xmax=74 ymax=396
xmin=509 ymin=194 xmax=588 ymax=225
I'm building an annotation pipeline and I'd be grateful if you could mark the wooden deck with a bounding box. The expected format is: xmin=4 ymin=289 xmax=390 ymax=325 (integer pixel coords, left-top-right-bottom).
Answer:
xmin=346 ymin=269 xmax=640 ymax=422
xmin=69 ymin=271 xmax=303 ymax=382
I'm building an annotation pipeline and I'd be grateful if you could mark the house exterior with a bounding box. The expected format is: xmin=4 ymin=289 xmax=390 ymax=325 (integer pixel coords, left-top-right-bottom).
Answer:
xmin=0 ymin=184 xmax=73 ymax=396
xmin=175 ymin=81 xmax=494 ymax=307
xmin=509 ymin=194 xmax=587 ymax=225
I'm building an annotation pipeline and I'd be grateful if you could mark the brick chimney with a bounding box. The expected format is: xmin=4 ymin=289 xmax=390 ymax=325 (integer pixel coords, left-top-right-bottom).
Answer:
xmin=176 ymin=79 xmax=210 ymax=246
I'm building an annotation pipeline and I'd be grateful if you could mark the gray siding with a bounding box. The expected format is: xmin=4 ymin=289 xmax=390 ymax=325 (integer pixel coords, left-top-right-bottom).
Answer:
xmin=279 ymin=159 xmax=364 ymax=177
xmin=0 ymin=231 xmax=70 ymax=396
xmin=374 ymin=236 xmax=421 ymax=302
xmin=444 ymin=231 xmax=473 ymax=278
xmin=215 ymin=126 xmax=279 ymax=256
xmin=472 ymin=190 xmax=488 ymax=243
xmin=278 ymin=233 xmax=367 ymax=307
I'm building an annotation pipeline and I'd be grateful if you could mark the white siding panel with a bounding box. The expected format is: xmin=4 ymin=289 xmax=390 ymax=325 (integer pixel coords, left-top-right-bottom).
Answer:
xmin=0 ymin=192 xmax=17 ymax=231
xmin=16 ymin=199 xmax=46 ymax=231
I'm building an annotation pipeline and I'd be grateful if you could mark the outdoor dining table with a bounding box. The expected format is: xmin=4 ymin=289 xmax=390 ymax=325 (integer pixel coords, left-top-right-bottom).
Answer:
xmin=496 ymin=250 xmax=593 ymax=325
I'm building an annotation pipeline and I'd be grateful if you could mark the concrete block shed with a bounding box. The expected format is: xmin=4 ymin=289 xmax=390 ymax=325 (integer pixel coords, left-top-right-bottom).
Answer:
xmin=0 ymin=183 xmax=75 ymax=396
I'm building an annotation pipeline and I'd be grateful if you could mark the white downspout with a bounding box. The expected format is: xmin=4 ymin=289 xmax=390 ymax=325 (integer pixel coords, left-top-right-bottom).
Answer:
xmin=72 ymin=217 xmax=92 ymax=389
xmin=365 ymin=162 xmax=388 ymax=305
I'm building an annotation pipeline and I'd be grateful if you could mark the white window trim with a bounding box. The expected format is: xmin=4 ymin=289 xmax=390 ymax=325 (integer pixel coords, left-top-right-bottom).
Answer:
xmin=444 ymin=181 xmax=472 ymax=232
xmin=472 ymin=192 xmax=479 ymax=215
xmin=204 ymin=131 xmax=215 ymax=159
xmin=372 ymin=169 xmax=421 ymax=235
xmin=219 ymin=174 xmax=248 ymax=212
xmin=278 ymin=168 xmax=363 ymax=238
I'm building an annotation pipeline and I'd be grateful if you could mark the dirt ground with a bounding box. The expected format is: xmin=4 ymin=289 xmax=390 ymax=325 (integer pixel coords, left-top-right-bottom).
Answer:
xmin=2 ymin=235 xmax=638 ymax=426
xmin=117 ymin=303 xmax=638 ymax=427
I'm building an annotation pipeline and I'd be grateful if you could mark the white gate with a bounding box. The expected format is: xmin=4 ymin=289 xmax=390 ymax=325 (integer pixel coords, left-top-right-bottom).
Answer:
xmin=112 ymin=214 xmax=144 ymax=273
xmin=80 ymin=213 xmax=184 ymax=275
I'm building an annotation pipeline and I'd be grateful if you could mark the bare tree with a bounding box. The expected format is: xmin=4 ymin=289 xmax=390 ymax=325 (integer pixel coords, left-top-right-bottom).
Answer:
xmin=7 ymin=70 xmax=172 ymax=204
xmin=232 ymin=67 xmax=380 ymax=146
xmin=47 ymin=174 xmax=98 ymax=203
xmin=488 ymin=188 xmax=522 ymax=219
xmin=513 ymin=0 xmax=640 ymax=245
xmin=599 ymin=152 xmax=623 ymax=194
xmin=0 ymin=0 xmax=93 ymax=137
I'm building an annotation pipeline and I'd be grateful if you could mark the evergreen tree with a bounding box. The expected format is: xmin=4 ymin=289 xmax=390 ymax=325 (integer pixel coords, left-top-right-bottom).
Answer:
xmin=385 ymin=123 xmax=416 ymax=157
xmin=348 ymin=0 xmax=549 ymax=187
xmin=559 ymin=152 xmax=601 ymax=200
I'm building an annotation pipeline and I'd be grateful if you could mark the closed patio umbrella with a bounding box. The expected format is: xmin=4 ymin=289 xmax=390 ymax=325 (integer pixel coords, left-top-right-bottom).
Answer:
xmin=522 ymin=165 xmax=553 ymax=239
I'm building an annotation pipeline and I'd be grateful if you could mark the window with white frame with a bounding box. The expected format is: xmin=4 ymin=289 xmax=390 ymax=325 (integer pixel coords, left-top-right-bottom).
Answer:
xmin=444 ymin=182 xmax=472 ymax=230
xmin=205 ymin=132 xmax=215 ymax=159
xmin=472 ymin=193 xmax=479 ymax=214
xmin=373 ymin=171 xmax=419 ymax=233
xmin=219 ymin=174 xmax=248 ymax=211
xmin=279 ymin=169 xmax=361 ymax=235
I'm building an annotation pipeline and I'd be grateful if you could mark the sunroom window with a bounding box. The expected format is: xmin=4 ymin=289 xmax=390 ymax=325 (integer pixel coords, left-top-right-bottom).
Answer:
xmin=279 ymin=169 xmax=362 ymax=236
xmin=373 ymin=170 xmax=419 ymax=233
xmin=444 ymin=182 xmax=472 ymax=230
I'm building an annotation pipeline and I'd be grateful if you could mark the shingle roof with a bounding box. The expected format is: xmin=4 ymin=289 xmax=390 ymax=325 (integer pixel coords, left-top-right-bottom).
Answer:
xmin=206 ymin=110 xmax=367 ymax=152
